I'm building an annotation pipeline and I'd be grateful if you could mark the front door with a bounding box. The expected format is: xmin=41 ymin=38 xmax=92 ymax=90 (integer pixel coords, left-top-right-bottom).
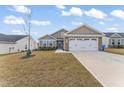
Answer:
xmin=57 ymin=40 xmax=63 ymax=49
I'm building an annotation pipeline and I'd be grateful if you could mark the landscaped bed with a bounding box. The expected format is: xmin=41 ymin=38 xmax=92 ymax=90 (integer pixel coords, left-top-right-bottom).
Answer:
xmin=0 ymin=51 xmax=102 ymax=87
xmin=105 ymin=48 xmax=124 ymax=55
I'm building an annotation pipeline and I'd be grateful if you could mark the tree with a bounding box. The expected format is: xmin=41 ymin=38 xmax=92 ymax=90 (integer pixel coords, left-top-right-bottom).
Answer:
xmin=22 ymin=6 xmax=32 ymax=57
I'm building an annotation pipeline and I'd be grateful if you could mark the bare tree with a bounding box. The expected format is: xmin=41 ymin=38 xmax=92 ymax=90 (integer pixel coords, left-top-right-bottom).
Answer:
xmin=22 ymin=6 xmax=32 ymax=56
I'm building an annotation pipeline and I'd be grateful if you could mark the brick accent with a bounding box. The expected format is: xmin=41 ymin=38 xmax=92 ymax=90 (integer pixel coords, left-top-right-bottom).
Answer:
xmin=98 ymin=37 xmax=102 ymax=51
xmin=64 ymin=37 xmax=69 ymax=51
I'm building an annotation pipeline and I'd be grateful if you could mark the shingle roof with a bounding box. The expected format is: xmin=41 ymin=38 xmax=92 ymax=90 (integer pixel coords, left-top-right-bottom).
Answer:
xmin=39 ymin=35 xmax=56 ymax=40
xmin=0 ymin=33 xmax=28 ymax=43
xmin=104 ymin=33 xmax=124 ymax=38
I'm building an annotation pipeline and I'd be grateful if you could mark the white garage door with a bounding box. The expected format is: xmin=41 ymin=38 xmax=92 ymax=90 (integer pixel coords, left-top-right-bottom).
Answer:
xmin=69 ymin=38 xmax=98 ymax=51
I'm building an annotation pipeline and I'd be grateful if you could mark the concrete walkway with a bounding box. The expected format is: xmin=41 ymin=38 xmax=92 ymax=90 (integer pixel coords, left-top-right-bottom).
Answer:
xmin=55 ymin=49 xmax=68 ymax=53
xmin=72 ymin=51 xmax=124 ymax=87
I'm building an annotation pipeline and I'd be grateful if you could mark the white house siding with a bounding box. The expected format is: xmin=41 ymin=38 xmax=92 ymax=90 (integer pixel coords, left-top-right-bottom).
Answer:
xmin=121 ymin=38 xmax=124 ymax=45
xmin=0 ymin=43 xmax=15 ymax=54
xmin=14 ymin=37 xmax=37 ymax=52
xmin=0 ymin=37 xmax=37 ymax=54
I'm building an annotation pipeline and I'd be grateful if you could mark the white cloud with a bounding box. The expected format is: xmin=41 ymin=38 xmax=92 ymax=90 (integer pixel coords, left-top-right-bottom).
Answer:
xmin=111 ymin=10 xmax=124 ymax=20
xmin=85 ymin=8 xmax=107 ymax=19
xmin=8 ymin=5 xmax=31 ymax=14
xmin=107 ymin=27 xmax=118 ymax=32
xmin=12 ymin=30 xmax=25 ymax=35
xmin=56 ymin=5 xmax=65 ymax=9
xmin=3 ymin=15 xmax=25 ymax=25
xmin=72 ymin=21 xmax=83 ymax=26
xmin=99 ymin=21 xmax=105 ymax=25
xmin=31 ymin=20 xmax=51 ymax=26
xmin=4 ymin=15 xmax=51 ymax=26
xmin=62 ymin=7 xmax=83 ymax=16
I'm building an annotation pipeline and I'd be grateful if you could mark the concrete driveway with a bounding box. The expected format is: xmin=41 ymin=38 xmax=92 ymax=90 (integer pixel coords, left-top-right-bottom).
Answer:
xmin=72 ymin=51 xmax=124 ymax=87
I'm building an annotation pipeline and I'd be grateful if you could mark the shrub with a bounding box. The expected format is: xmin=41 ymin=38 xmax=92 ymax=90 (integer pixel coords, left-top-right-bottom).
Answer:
xmin=33 ymin=49 xmax=38 ymax=51
xmin=108 ymin=45 xmax=124 ymax=48
xmin=26 ymin=49 xmax=32 ymax=57
xmin=118 ymin=45 xmax=124 ymax=48
xmin=38 ymin=47 xmax=57 ymax=51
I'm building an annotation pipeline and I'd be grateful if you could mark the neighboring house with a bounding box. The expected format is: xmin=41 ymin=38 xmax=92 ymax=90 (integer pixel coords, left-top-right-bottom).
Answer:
xmin=103 ymin=33 xmax=124 ymax=48
xmin=39 ymin=29 xmax=68 ymax=49
xmin=39 ymin=24 xmax=103 ymax=51
xmin=0 ymin=33 xmax=37 ymax=54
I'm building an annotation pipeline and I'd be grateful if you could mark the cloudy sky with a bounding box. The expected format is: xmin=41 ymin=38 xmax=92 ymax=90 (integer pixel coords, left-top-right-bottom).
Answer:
xmin=0 ymin=5 xmax=124 ymax=40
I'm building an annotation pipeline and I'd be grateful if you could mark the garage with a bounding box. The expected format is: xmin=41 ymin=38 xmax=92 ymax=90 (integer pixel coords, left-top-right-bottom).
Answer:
xmin=69 ymin=38 xmax=98 ymax=51
xmin=64 ymin=24 xmax=102 ymax=51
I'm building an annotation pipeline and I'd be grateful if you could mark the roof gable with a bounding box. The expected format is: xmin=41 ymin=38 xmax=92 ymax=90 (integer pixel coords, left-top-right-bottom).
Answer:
xmin=67 ymin=24 xmax=102 ymax=35
xmin=39 ymin=35 xmax=56 ymax=40
xmin=118 ymin=33 xmax=124 ymax=37
xmin=110 ymin=33 xmax=122 ymax=38
xmin=51 ymin=29 xmax=68 ymax=39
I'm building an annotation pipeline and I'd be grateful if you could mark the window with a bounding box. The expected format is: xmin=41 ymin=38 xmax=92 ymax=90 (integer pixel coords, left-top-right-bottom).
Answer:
xmin=12 ymin=47 xmax=14 ymax=50
xmin=91 ymin=39 xmax=97 ymax=41
xmin=43 ymin=43 xmax=46 ymax=47
xmin=84 ymin=38 xmax=89 ymax=40
xmin=69 ymin=38 xmax=75 ymax=40
xmin=118 ymin=39 xmax=120 ymax=45
xmin=50 ymin=43 xmax=52 ymax=46
xmin=40 ymin=41 xmax=42 ymax=46
xmin=25 ymin=45 xmax=27 ymax=50
xmin=112 ymin=39 xmax=115 ymax=45
xmin=18 ymin=49 xmax=20 ymax=51
xmin=77 ymin=38 xmax=82 ymax=40
xmin=42 ymin=41 xmax=47 ymax=47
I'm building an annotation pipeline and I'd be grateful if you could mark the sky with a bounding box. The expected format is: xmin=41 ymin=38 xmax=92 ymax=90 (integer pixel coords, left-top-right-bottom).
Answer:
xmin=0 ymin=5 xmax=124 ymax=41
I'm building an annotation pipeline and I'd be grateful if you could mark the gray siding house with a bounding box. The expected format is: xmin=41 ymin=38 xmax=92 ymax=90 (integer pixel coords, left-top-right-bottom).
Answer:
xmin=38 ymin=29 xmax=68 ymax=49
xmin=38 ymin=24 xmax=124 ymax=51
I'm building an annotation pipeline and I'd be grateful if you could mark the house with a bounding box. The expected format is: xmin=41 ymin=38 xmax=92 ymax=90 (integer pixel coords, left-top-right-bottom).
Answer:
xmin=64 ymin=24 xmax=103 ymax=51
xmin=38 ymin=29 xmax=68 ymax=49
xmin=0 ymin=33 xmax=37 ymax=54
xmin=39 ymin=24 xmax=103 ymax=51
xmin=102 ymin=33 xmax=124 ymax=48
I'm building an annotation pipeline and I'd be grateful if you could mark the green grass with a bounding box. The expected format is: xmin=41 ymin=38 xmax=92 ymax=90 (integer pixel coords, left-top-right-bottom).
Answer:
xmin=0 ymin=51 xmax=102 ymax=87
xmin=105 ymin=48 xmax=124 ymax=55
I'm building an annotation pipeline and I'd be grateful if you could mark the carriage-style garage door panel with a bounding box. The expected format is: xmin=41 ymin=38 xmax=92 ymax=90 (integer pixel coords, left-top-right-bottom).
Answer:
xmin=69 ymin=38 xmax=98 ymax=51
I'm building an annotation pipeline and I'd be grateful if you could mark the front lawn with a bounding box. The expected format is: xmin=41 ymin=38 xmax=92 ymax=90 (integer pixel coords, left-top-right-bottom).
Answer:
xmin=105 ymin=48 xmax=124 ymax=55
xmin=0 ymin=51 xmax=102 ymax=87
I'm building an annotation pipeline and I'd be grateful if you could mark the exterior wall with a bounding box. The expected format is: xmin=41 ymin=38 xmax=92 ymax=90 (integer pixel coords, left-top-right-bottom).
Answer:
xmin=121 ymin=38 xmax=124 ymax=45
xmin=14 ymin=37 xmax=37 ymax=52
xmin=0 ymin=43 xmax=15 ymax=54
xmin=0 ymin=37 xmax=37 ymax=54
xmin=39 ymin=39 xmax=57 ymax=47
